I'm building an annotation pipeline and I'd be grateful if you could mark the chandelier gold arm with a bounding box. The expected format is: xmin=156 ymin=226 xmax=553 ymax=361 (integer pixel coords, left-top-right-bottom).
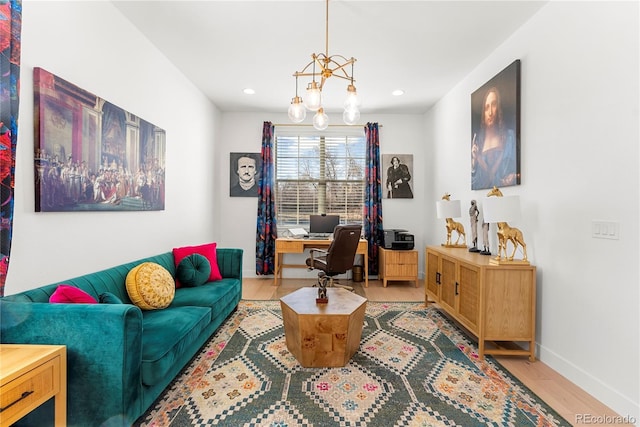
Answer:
xmin=288 ymin=0 xmax=360 ymax=128
xmin=293 ymin=55 xmax=356 ymax=89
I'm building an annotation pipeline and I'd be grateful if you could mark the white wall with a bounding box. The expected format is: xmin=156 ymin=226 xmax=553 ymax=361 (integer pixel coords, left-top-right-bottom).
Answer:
xmin=217 ymin=112 xmax=426 ymax=278
xmin=425 ymin=1 xmax=639 ymax=419
xmin=6 ymin=1 xmax=220 ymax=293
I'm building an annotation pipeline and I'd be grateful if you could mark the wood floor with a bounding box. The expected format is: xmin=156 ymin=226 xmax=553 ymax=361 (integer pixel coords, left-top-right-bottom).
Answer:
xmin=243 ymin=277 xmax=623 ymax=426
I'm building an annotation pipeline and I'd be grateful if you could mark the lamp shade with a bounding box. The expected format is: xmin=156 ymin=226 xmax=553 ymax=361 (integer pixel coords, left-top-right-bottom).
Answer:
xmin=436 ymin=199 xmax=461 ymax=219
xmin=483 ymin=196 xmax=521 ymax=223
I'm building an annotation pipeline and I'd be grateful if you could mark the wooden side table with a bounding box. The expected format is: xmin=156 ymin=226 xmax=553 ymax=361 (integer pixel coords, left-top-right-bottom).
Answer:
xmin=280 ymin=287 xmax=367 ymax=367
xmin=378 ymin=247 xmax=419 ymax=287
xmin=0 ymin=344 xmax=67 ymax=427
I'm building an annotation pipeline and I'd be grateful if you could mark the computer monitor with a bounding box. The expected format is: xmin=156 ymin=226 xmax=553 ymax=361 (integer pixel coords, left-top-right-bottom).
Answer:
xmin=309 ymin=214 xmax=340 ymax=234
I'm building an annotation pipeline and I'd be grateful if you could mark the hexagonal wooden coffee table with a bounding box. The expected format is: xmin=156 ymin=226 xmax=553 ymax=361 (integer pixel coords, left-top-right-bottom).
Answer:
xmin=280 ymin=287 xmax=367 ymax=368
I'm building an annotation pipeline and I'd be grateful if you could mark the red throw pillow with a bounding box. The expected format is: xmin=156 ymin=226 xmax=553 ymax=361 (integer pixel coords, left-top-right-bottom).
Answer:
xmin=172 ymin=243 xmax=222 ymax=288
xmin=49 ymin=285 xmax=98 ymax=304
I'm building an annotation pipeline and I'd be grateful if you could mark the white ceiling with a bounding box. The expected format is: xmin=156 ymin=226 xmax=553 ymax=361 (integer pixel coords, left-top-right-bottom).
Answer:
xmin=112 ymin=1 xmax=547 ymax=115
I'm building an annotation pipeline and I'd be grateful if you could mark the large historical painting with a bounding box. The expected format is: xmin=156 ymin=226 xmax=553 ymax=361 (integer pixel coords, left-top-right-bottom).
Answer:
xmin=34 ymin=68 xmax=166 ymax=211
xmin=471 ymin=59 xmax=521 ymax=190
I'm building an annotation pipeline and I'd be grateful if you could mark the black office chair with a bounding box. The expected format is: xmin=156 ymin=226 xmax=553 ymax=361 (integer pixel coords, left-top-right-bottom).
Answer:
xmin=305 ymin=224 xmax=362 ymax=292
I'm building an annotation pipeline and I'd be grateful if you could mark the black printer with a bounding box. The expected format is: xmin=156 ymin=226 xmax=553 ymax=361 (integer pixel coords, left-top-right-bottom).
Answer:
xmin=383 ymin=229 xmax=415 ymax=250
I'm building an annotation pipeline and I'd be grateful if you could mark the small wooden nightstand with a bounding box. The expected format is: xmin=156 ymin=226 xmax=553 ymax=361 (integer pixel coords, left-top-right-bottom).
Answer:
xmin=0 ymin=344 xmax=67 ymax=427
xmin=378 ymin=247 xmax=419 ymax=287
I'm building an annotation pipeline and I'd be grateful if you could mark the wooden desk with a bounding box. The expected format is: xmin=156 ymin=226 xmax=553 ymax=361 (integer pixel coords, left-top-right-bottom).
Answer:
xmin=275 ymin=238 xmax=368 ymax=287
xmin=0 ymin=344 xmax=67 ymax=427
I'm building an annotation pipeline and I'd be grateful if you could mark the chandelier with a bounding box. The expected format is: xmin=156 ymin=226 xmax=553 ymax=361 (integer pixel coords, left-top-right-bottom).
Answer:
xmin=287 ymin=0 xmax=360 ymax=130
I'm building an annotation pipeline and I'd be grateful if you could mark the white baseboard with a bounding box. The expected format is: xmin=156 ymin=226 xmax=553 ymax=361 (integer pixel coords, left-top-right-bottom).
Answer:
xmin=537 ymin=344 xmax=639 ymax=423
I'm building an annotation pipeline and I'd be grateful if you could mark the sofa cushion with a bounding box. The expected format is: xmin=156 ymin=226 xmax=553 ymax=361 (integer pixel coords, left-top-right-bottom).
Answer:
xmin=140 ymin=306 xmax=211 ymax=386
xmin=173 ymin=243 xmax=222 ymax=287
xmin=171 ymin=278 xmax=241 ymax=311
xmin=99 ymin=292 xmax=123 ymax=304
xmin=126 ymin=262 xmax=175 ymax=310
xmin=49 ymin=285 xmax=98 ymax=304
xmin=176 ymin=253 xmax=211 ymax=287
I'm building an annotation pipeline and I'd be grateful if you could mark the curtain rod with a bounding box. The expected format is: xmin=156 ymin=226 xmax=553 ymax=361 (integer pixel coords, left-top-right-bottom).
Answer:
xmin=273 ymin=123 xmax=382 ymax=128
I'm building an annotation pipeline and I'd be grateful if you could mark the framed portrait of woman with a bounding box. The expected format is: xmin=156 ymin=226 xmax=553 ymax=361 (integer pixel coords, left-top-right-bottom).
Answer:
xmin=382 ymin=154 xmax=414 ymax=199
xmin=470 ymin=59 xmax=521 ymax=191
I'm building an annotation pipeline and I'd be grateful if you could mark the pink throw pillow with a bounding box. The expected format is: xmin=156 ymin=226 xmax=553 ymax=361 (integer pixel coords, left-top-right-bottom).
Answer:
xmin=173 ymin=243 xmax=222 ymax=288
xmin=49 ymin=285 xmax=98 ymax=304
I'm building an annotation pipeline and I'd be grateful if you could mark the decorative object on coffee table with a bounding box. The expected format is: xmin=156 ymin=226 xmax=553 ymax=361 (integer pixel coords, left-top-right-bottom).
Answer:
xmin=316 ymin=272 xmax=328 ymax=303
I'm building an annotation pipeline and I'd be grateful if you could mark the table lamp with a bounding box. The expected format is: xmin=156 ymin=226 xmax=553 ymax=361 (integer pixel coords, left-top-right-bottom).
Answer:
xmin=436 ymin=193 xmax=467 ymax=248
xmin=483 ymin=188 xmax=528 ymax=264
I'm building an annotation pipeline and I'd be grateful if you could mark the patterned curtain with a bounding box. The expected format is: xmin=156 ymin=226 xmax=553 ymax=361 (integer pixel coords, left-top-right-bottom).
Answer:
xmin=364 ymin=123 xmax=384 ymax=275
xmin=0 ymin=0 xmax=22 ymax=296
xmin=255 ymin=121 xmax=277 ymax=275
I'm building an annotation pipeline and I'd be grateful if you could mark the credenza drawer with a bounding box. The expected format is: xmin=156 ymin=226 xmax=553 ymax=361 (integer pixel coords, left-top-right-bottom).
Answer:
xmin=0 ymin=356 xmax=60 ymax=425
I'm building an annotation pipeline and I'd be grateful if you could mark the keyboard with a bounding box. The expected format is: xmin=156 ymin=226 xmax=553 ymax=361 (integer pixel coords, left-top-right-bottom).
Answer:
xmin=308 ymin=233 xmax=332 ymax=240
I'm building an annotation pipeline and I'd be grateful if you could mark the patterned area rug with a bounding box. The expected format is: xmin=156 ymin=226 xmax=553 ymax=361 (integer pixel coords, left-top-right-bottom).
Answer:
xmin=135 ymin=300 xmax=569 ymax=426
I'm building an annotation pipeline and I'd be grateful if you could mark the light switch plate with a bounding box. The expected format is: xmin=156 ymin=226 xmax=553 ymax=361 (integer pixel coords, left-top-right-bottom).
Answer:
xmin=592 ymin=221 xmax=620 ymax=240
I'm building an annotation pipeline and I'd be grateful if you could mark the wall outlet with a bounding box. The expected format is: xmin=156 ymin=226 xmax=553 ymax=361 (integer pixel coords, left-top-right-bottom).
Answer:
xmin=592 ymin=221 xmax=620 ymax=240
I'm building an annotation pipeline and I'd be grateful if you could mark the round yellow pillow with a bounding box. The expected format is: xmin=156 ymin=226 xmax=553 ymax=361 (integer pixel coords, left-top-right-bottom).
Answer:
xmin=126 ymin=262 xmax=175 ymax=310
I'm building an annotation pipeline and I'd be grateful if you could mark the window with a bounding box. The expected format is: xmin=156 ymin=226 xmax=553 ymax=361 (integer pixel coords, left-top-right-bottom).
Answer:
xmin=275 ymin=127 xmax=366 ymax=231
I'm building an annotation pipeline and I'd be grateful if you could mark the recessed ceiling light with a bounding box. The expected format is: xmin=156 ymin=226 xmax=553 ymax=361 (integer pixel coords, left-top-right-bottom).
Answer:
xmin=243 ymin=88 xmax=255 ymax=95
xmin=392 ymin=89 xmax=405 ymax=96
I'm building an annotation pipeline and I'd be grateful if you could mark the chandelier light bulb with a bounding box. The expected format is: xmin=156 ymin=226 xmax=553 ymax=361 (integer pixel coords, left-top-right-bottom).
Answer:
xmin=313 ymin=108 xmax=329 ymax=130
xmin=343 ymin=107 xmax=360 ymax=125
xmin=288 ymin=96 xmax=306 ymax=123
xmin=344 ymin=84 xmax=360 ymax=110
xmin=304 ymin=81 xmax=322 ymax=111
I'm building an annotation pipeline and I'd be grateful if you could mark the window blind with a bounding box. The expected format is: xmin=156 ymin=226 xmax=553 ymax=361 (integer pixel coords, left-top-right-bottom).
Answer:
xmin=275 ymin=127 xmax=366 ymax=229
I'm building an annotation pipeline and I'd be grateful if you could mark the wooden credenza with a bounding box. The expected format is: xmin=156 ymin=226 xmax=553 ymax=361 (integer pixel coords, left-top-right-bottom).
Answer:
xmin=425 ymin=246 xmax=537 ymax=361
xmin=0 ymin=344 xmax=67 ymax=427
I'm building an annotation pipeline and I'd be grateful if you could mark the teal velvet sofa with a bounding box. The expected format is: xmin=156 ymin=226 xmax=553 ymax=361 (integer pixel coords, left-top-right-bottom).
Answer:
xmin=0 ymin=247 xmax=243 ymax=427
